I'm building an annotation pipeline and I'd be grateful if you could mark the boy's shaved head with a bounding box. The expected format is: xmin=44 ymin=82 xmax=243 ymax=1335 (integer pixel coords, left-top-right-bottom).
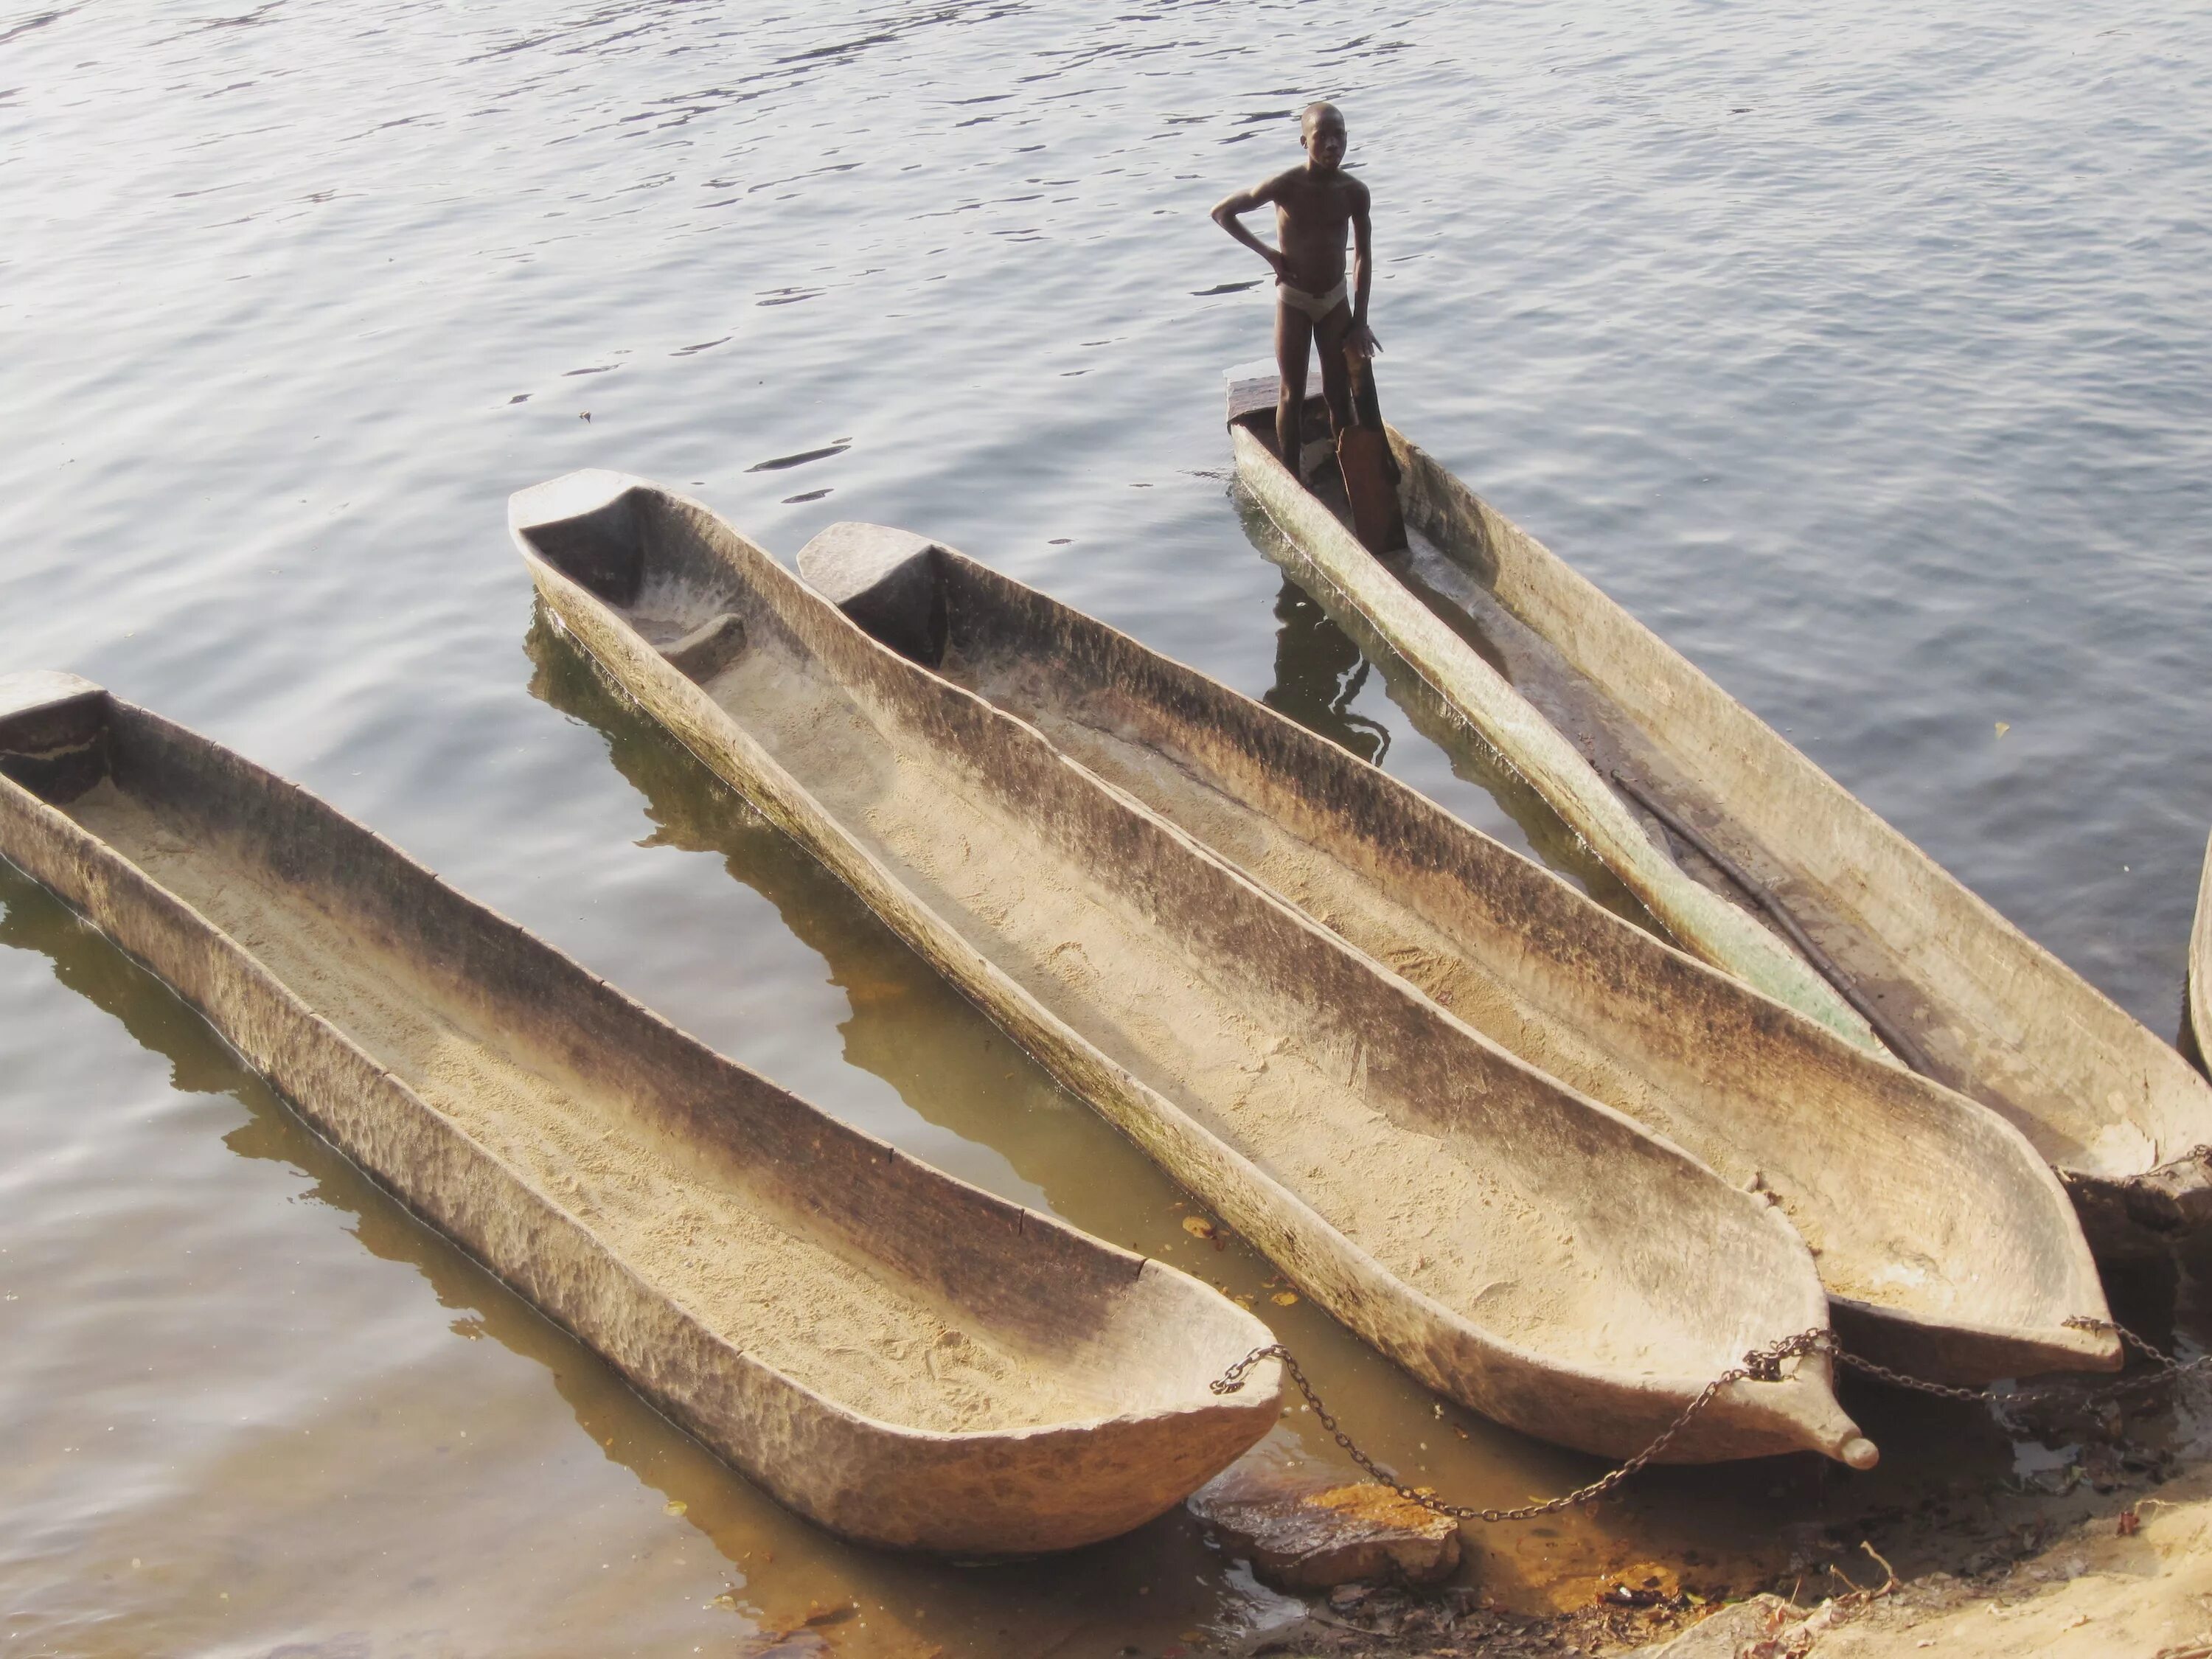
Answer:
xmin=1299 ymin=101 xmax=1349 ymax=173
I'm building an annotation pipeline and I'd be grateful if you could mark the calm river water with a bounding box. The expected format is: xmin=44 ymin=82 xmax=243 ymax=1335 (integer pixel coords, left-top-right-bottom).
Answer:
xmin=7 ymin=2 xmax=2212 ymax=1655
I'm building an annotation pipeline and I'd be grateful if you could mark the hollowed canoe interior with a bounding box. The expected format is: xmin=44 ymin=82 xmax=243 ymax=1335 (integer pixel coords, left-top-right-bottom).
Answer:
xmin=1 ymin=694 xmax=1225 ymax=1436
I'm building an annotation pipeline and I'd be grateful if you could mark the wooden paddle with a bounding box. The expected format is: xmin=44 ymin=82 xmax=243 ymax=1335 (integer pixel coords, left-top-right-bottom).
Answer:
xmin=1337 ymin=350 xmax=1407 ymax=555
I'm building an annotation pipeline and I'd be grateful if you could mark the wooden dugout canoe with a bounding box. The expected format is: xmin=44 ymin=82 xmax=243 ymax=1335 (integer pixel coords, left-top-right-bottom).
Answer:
xmin=513 ymin=468 xmax=1874 ymax=1470
xmin=0 ymin=670 xmax=1282 ymax=1556
xmin=1226 ymin=375 xmax=2212 ymax=1253
xmin=790 ymin=522 xmax=2117 ymax=1388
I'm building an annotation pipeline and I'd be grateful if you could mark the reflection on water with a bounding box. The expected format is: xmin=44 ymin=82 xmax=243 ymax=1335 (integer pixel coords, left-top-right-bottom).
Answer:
xmin=1261 ymin=575 xmax=1391 ymax=767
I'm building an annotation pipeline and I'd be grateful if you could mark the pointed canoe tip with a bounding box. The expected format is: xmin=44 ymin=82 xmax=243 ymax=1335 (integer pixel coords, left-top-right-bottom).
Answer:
xmin=1764 ymin=1362 xmax=1874 ymax=1470
xmin=2060 ymin=1321 xmax=2126 ymax=1374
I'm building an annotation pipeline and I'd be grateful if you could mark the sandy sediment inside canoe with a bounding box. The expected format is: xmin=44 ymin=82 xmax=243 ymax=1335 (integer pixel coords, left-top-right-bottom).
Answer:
xmin=59 ymin=779 xmax=1107 ymax=1433
xmin=653 ymin=605 xmax=1624 ymax=1361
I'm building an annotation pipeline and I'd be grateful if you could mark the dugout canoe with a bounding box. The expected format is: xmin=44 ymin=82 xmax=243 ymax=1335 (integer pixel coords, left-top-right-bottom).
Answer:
xmin=791 ymin=521 xmax=2116 ymax=1388
xmin=514 ymin=468 xmax=1874 ymax=1469
xmin=2193 ymin=830 xmax=2212 ymax=1074
xmin=0 ymin=669 xmax=1282 ymax=1556
xmin=1226 ymin=374 xmax=2212 ymax=1253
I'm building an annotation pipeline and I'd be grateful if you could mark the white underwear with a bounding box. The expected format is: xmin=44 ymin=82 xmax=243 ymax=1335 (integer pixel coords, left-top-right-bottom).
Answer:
xmin=1276 ymin=278 xmax=1349 ymax=320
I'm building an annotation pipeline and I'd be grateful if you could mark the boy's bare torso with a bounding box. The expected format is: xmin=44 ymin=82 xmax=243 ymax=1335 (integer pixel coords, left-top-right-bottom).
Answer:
xmin=1257 ymin=164 xmax=1367 ymax=296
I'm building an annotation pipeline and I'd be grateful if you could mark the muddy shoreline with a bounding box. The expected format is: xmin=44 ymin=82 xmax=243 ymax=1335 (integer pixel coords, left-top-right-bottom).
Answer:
xmin=1217 ymin=1418 xmax=2202 ymax=1658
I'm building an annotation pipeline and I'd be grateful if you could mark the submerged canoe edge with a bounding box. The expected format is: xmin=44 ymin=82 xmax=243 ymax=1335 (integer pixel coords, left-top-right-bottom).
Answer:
xmin=0 ymin=669 xmax=1282 ymax=1557
xmin=511 ymin=470 xmax=1871 ymax=1469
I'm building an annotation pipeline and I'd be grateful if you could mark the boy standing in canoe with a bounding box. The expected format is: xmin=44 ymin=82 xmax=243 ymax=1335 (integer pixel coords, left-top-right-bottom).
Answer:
xmin=1211 ymin=102 xmax=1379 ymax=484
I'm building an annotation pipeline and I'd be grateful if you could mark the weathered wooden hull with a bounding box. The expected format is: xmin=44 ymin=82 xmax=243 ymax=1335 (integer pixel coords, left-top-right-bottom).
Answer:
xmin=0 ymin=670 xmax=1281 ymax=1556
xmin=1226 ymin=390 xmax=2212 ymax=1256
xmin=512 ymin=470 xmax=1874 ymax=1469
xmin=2193 ymin=830 xmax=2212 ymax=1078
xmin=810 ymin=527 xmax=2115 ymax=1387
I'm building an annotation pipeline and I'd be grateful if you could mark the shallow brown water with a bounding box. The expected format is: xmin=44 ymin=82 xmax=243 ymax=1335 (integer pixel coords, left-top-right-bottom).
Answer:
xmin=7 ymin=0 xmax=2212 ymax=1652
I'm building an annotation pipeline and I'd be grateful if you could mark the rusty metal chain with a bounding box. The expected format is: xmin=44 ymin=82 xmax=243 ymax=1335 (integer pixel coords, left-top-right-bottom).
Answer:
xmin=1210 ymin=1313 xmax=2212 ymax=1525
xmin=1211 ymin=1328 xmax=1839 ymax=1523
xmin=1835 ymin=1316 xmax=2212 ymax=1413
xmin=1824 ymin=1350 xmax=1989 ymax=1404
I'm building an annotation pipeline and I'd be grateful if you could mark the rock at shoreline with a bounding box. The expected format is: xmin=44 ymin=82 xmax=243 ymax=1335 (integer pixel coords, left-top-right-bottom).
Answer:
xmin=1188 ymin=1469 xmax=1461 ymax=1590
xmin=1621 ymin=1595 xmax=1797 ymax=1656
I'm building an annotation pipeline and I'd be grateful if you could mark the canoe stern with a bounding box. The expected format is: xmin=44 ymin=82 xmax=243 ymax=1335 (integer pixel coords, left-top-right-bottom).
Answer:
xmin=509 ymin=468 xmax=652 ymax=606
xmin=0 ymin=670 xmax=110 ymax=804
xmin=653 ymin=1257 xmax=1282 ymax=1559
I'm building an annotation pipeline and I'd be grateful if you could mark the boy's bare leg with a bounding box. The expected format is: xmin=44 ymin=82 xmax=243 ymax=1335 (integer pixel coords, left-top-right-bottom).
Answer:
xmin=1314 ymin=301 xmax=1357 ymax=439
xmin=1273 ymin=302 xmax=1315 ymax=481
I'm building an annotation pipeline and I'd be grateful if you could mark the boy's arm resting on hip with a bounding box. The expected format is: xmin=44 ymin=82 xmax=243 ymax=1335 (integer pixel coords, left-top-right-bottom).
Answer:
xmin=1210 ymin=178 xmax=1287 ymax=279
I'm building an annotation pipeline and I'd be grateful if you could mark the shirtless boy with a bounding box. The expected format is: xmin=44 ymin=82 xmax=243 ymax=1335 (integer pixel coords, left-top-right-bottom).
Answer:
xmin=1210 ymin=102 xmax=1377 ymax=482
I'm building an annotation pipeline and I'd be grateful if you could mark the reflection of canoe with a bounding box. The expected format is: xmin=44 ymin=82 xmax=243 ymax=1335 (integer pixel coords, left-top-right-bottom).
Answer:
xmin=812 ymin=525 xmax=2117 ymax=1388
xmin=0 ymin=670 xmax=1279 ymax=1556
xmin=1231 ymin=491 xmax=1718 ymax=927
xmin=514 ymin=469 xmax=1873 ymax=1470
xmin=1228 ymin=378 xmax=2212 ymax=1250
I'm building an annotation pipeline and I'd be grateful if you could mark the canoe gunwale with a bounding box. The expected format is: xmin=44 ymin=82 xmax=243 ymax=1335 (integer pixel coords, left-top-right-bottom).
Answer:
xmin=919 ymin=537 xmax=2116 ymax=1384
xmin=512 ymin=473 xmax=1874 ymax=1467
xmin=0 ymin=677 xmax=1281 ymax=1554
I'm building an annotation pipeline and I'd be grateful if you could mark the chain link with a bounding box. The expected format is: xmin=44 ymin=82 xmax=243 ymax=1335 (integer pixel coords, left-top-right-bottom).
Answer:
xmin=1838 ymin=1315 xmax=2212 ymax=1413
xmin=1210 ymin=1313 xmax=2210 ymax=1525
xmin=1212 ymin=1328 xmax=1839 ymax=1523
